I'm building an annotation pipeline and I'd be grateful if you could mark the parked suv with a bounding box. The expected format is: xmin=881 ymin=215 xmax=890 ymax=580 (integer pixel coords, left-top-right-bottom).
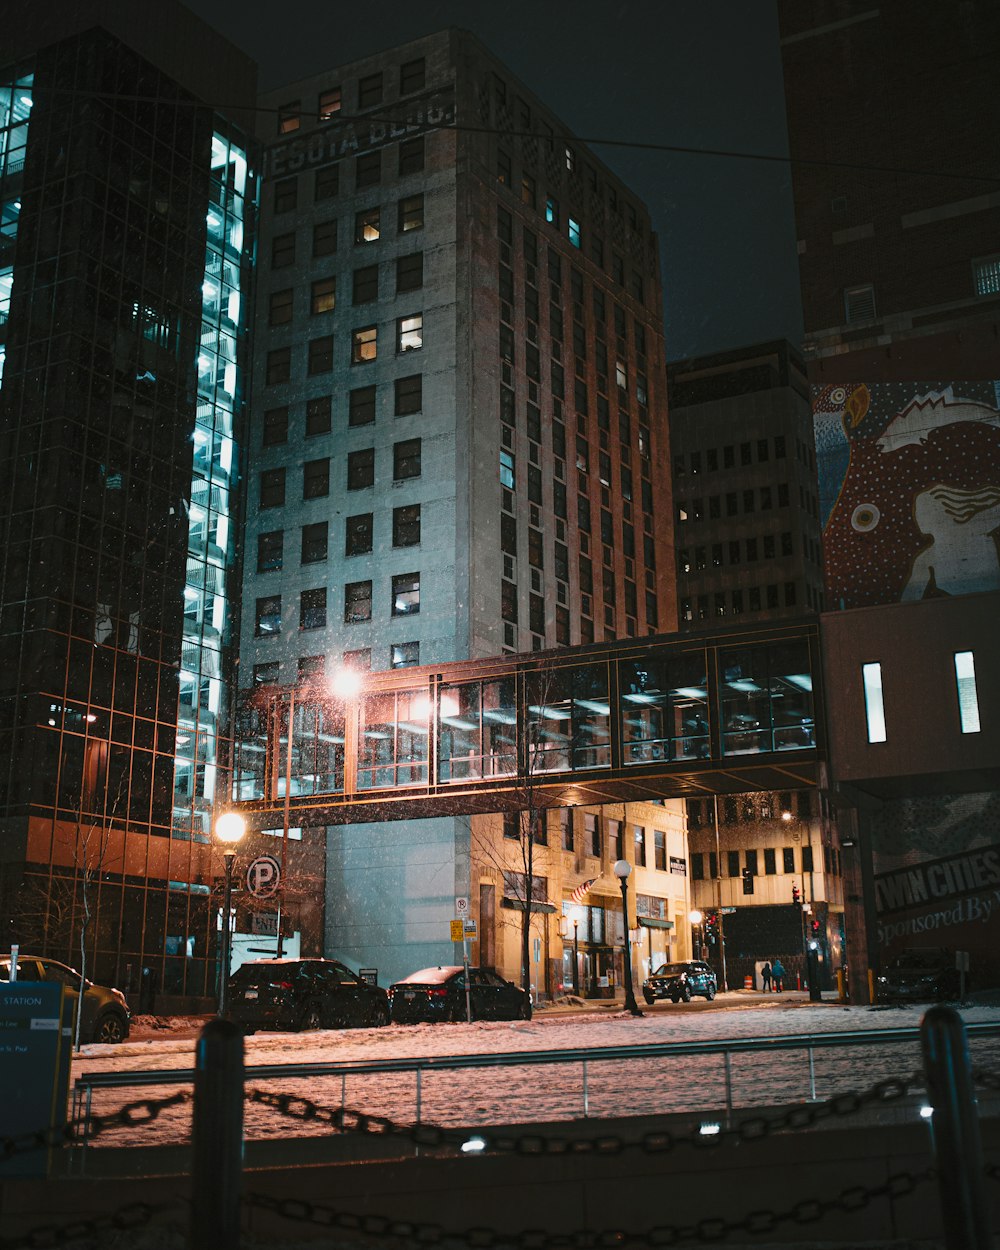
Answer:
xmin=0 ymin=956 xmax=130 ymax=1043
xmin=643 ymin=960 xmax=718 ymax=1004
xmin=227 ymin=958 xmax=389 ymax=1032
xmin=877 ymin=948 xmax=963 ymax=1002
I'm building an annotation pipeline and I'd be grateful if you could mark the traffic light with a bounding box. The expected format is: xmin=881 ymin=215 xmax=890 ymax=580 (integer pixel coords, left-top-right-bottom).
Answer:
xmin=741 ymin=867 xmax=754 ymax=895
xmin=792 ymin=882 xmax=801 ymax=905
xmin=811 ymin=919 xmax=821 ymax=934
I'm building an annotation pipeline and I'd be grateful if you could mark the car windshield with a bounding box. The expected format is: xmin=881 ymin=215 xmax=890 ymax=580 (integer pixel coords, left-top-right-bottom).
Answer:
xmin=653 ymin=964 xmax=689 ymax=976
xmin=397 ymin=966 xmax=462 ymax=984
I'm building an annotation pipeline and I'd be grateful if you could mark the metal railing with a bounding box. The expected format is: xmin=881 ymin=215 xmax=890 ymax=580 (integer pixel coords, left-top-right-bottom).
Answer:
xmin=72 ymin=1018 xmax=1000 ymax=1155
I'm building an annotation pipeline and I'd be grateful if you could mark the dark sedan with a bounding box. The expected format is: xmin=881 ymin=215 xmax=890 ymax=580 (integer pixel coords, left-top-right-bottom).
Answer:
xmin=388 ymin=965 xmax=530 ymax=1023
xmin=877 ymin=948 xmax=963 ymax=1002
xmin=227 ymin=958 xmax=389 ymax=1032
xmin=643 ymin=960 xmax=718 ymax=1004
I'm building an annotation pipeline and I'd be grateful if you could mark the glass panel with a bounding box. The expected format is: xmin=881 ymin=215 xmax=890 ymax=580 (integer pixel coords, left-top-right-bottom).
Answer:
xmin=357 ymin=688 xmax=429 ymax=789
xmin=769 ymin=641 xmax=815 ymax=750
xmin=619 ymin=652 xmax=709 ymax=762
xmin=438 ymin=678 xmax=516 ymax=781
xmin=525 ymin=664 xmax=610 ymax=774
xmin=862 ymin=662 xmax=887 ymax=744
xmin=955 ymin=651 xmax=981 ymax=734
xmin=720 ymin=641 xmax=814 ymax=755
xmin=292 ymin=700 xmax=345 ymax=794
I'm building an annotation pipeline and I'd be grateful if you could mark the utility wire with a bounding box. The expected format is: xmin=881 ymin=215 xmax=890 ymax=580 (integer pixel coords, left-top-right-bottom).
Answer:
xmin=25 ymin=86 xmax=1000 ymax=189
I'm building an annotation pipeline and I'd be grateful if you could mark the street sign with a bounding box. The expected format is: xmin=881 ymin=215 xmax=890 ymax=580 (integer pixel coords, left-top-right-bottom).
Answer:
xmin=463 ymin=918 xmax=477 ymax=937
xmin=450 ymin=919 xmax=464 ymax=942
xmin=0 ymin=982 xmax=71 ymax=1177
xmin=721 ymin=907 xmax=736 ymax=914
xmin=455 ymin=896 xmax=470 ymax=916
xmin=246 ymin=855 xmax=281 ymax=898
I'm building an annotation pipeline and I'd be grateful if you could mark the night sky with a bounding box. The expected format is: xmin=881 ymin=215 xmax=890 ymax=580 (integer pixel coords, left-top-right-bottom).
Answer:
xmin=185 ymin=0 xmax=804 ymax=362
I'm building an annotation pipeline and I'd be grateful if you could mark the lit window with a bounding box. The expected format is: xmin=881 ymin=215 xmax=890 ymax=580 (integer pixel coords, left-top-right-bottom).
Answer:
xmin=568 ymin=217 xmax=581 ymax=248
xmin=318 ymin=87 xmax=342 ymax=121
xmin=500 ymin=449 xmax=515 ymax=489
xmin=355 ymin=208 xmax=380 ymax=244
xmin=954 ymin=651 xmax=981 ymax=733
xmin=352 ymin=325 xmax=377 ymax=363
xmin=391 ymin=641 xmax=420 ymax=668
xmin=973 ymin=256 xmax=1000 ymax=297
xmin=862 ymin=662 xmax=887 ymax=743
xmin=311 ymin=276 xmax=336 ymax=315
xmin=255 ymin=595 xmax=281 ymax=636
xmin=398 ymin=194 xmax=424 ymax=233
xmin=565 ymin=145 xmax=575 ymax=172
xmin=277 ymin=101 xmax=300 ymax=134
xmin=545 ymin=196 xmax=559 ymax=226
xmin=615 ymin=360 xmax=627 ymax=389
xmin=397 ymin=313 xmax=423 ymax=352
xmin=392 ymin=572 xmax=420 ymax=616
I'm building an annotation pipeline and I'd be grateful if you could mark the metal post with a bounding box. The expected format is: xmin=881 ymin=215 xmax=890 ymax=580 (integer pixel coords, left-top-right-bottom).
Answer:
xmin=618 ymin=876 xmax=643 ymax=1017
xmin=921 ymin=1005 xmax=992 ymax=1250
xmin=582 ymin=1058 xmax=589 ymax=1118
xmin=808 ymin=1046 xmax=816 ymax=1101
xmin=218 ymin=852 xmax=235 ymax=1017
xmin=573 ymin=920 xmax=579 ymax=995
xmin=191 ymin=1019 xmax=244 ymax=1250
xmin=713 ymin=795 xmax=728 ymax=990
xmin=723 ymin=1051 xmax=733 ymax=1127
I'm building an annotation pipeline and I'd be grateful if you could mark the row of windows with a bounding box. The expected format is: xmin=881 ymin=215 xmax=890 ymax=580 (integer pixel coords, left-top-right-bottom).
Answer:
xmin=502 ymin=809 xmax=672 ymax=869
xmin=255 ymin=572 xmax=421 ymax=636
xmin=276 ymin=57 xmax=427 ymax=135
xmin=680 ymin=533 xmax=797 ymax=572
xmin=270 ymin=195 xmax=424 ymax=270
xmin=262 ymin=374 xmax=421 ymax=448
xmin=862 ymin=652 xmax=982 ymax=743
xmin=259 ymin=437 xmax=420 ymax=506
xmin=687 ymin=791 xmax=816 ymax=826
xmin=257 ymin=503 xmax=421 ymax=573
xmin=264 ymin=313 xmax=423 ymax=383
xmin=680 ymin=582 xmax=802 ymax=620
xmin=673 ymin=436 xmax=787 ymax=476
xmin=252 ymin=640 xmax=421 ymax=687
xmin=690 ymin=845 xmax=841 ymax=881
xmin=273 ymin=138 xmax=425 ymax=213
xmin=676 ymin=483 xmax=792 ymax=522
xmin=268 ymin=251 xmax=424 ymax=326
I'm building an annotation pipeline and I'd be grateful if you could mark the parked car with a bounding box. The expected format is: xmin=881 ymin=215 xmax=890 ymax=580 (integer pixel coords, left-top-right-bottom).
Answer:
xmin=388 ymin=965 xmax=530 ymax=1023
xmin=227 ymin=958 xmax=389 ymax=1032
xmin=877 ymin=948 xmax=963 ymax=1002
xmin=0 ymin=955 xmax=130 ymax=1043
xmin=642 ymin=960 xmax=718 ymax=1004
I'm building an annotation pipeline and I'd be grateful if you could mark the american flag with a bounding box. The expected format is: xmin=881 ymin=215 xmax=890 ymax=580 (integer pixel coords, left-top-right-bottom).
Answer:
xmin=569 ymin=878 xmax=596 ymax=907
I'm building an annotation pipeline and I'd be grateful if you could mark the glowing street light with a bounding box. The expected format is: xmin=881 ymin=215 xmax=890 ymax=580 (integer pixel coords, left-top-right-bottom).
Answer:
xmin=215 ymin=811 xmax=245 ymax=1017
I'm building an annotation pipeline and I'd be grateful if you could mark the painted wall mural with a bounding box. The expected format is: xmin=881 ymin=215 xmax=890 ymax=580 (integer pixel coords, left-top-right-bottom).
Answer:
xmin=814 ymin=381 xmax=1000 ymax=609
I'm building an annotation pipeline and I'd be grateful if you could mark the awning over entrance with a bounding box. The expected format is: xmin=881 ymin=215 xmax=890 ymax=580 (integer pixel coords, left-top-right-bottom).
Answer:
xmin=638 ymin=917 xmax=674 ymax=930
xmin=500 ymin=897 xmax=558 ymax=914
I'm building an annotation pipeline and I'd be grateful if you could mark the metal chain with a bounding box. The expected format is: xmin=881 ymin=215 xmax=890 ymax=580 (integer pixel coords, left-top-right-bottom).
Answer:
xmin=247 ymin=1071 xmax=922 ymax=1160
xmin=0 ymin=1201 xmax=167 ymax=1250
xmin=247 ymin=1167 xmax=934 ymax=1247
xmin=1 ymin=1091 xmax=191 ymax=1161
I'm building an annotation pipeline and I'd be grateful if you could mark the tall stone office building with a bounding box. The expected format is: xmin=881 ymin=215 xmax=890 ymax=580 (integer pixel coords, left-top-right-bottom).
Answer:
xmin=242 ymin=30 xmax=676 ymax=989
xmin=0 ymin=2 xmax=256 ymax=1008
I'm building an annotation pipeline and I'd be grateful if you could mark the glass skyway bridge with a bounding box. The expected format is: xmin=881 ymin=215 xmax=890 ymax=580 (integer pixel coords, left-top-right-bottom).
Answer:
xmin=232 ymin=619 xmax=823 ymax=829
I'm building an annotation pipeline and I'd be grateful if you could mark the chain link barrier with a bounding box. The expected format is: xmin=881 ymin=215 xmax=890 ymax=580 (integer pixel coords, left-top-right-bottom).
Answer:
xmin=0 ymin=1091 xmax=191 ymax=1161
xmin=247 ymin=1070 xmax=923 ymax=1159
xmin=0 ymin=1201 xmax=170 ymax=1250
xmin=247 ymin=1168 xmax=935 ymax=1248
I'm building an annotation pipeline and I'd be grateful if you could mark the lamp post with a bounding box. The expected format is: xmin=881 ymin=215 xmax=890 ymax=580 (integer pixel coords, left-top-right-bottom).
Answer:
xmin=613 ymin=859 xmax=643 ymax=1017
xmin=689 ymin=908 xmax=704 ymax=961
xmin=215 ymin=811 xmax=246 ymax=1017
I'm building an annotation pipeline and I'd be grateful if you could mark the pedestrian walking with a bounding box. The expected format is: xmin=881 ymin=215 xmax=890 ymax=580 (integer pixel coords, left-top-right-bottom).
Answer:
xmin=772 ymin=958 xmax=785 ymax=992
xmin=760 ymin=961 xmax=772 ymax=993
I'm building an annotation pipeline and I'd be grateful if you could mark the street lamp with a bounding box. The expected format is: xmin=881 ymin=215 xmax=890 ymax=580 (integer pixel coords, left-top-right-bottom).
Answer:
xmin=215 ymin=811 xmax=246 ymax=1017
xmin=689 ymin=908 xmax=704 ymax=960
xmin=612 ymin=859 xmax=643 ymax=1017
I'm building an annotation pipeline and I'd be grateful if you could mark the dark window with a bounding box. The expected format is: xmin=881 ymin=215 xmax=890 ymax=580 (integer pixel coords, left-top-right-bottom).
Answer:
xmin=306 ymin=395 xmax=332 ymax=436
xmin=301 ymin=521 xmax=328 ymax=564
xmin=307 ymin=336 xmax=334 ymax=375
xmin=262 ymin=406 xmax=288 ymax=447
xmin=654 ymin=830 xmax=667 ymax=871
xmin=355 ymin=207 xmax=380 ymax=244
xmin=271 ymin=232 xmax=295 ymax=267
xmin=345 ymin=513 xmax=373 ymax=556
xmin=561 ymin=810 xmax=573 ymax=851
xmin=392 ymin=572 xmax=420 ymax=615
xmin=356 ymin=151 xmax=381 ymax=188
xmin=393 ymin=438 xmax=421 ymax=480
xmin=299 ymin=588 xmax=327 ymax=630
xmin=311 ymin=276 xmax=336 ymax=315
xmin=315 ymin=164 xmax=339 ymax=201
xmin=691 ymin=852 xmax=704 ymax=881
xmin=358 ymin=72 xmax=383 ymax=107
xmin=347 ymin=448 xmax=375 ymax=489
xmin=353 ymin=264 xmax=379 ymax=303
xmin=393 ymin=504 xmax=421 ymax=547
xmin=391 ymin=641 xmax=420 ymax=668
xmin=344 ymin=581 xmax=373 ymax=623
xmin=634 ymin=825 xmax=647 ymax=867
xmin=802 ymin=845 xmax=815 ymax=873
xmin=313 ymin=219 xmax=338 ymax=256
xmin=269 ymin=288 xmax=293 ymax=325
xmin=303 ymin=458 xmax=330 ymax=499
xmin=298 ymin=655 xmax=325 ymax=681
xmin=398 ymin=137 xmax=425 ymax=175
xmin=400 ymin=57 xmax=426 ymax=94
xmin=257 ymin=531 xmax=283 ymax=572
xmin=260 ymin=468 xmax=285 ymax=509
xmin=398 ymin=194 xmax=424 ymax=232
xmin=253 ymin=662 xmax=279 ymax=686
xmin=396 ymin=252 xmax=423 ymax=293
xmin=274 ymin=177 xmax=297 ymax=213
xmin=727 ymin=850 xmax=741 ymax=878
xmin=764 ymin=848 xmax=776 ymax=875
xmin=783 ymin=847 xmax=795 ymax=873
xmin=255 ymin=595 xmax=281 ymax=636
xmin=349 ymin=385 xmax=376 ymax=426
xmin=394 ymin=374 xmax=422 ymax=415
xmin=266 ymin=347 xmax=291 ymax=385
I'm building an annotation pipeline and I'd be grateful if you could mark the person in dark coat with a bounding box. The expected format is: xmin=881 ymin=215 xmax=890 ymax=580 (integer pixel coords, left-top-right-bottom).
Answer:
xmin=761 ymin=961 xmax=772 ymax=992
xmin=771 ymin=958 xmax=785 ymax=992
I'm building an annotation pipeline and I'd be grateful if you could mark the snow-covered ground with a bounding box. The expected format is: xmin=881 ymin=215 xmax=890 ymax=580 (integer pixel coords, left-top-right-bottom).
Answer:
xmin=72 ymin=997 xmax=1000 ymax=1150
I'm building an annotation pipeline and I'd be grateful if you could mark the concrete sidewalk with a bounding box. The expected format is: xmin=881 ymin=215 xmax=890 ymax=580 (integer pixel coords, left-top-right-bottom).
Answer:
xmin=533 ymin=988 xmax=845 ymax=1016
